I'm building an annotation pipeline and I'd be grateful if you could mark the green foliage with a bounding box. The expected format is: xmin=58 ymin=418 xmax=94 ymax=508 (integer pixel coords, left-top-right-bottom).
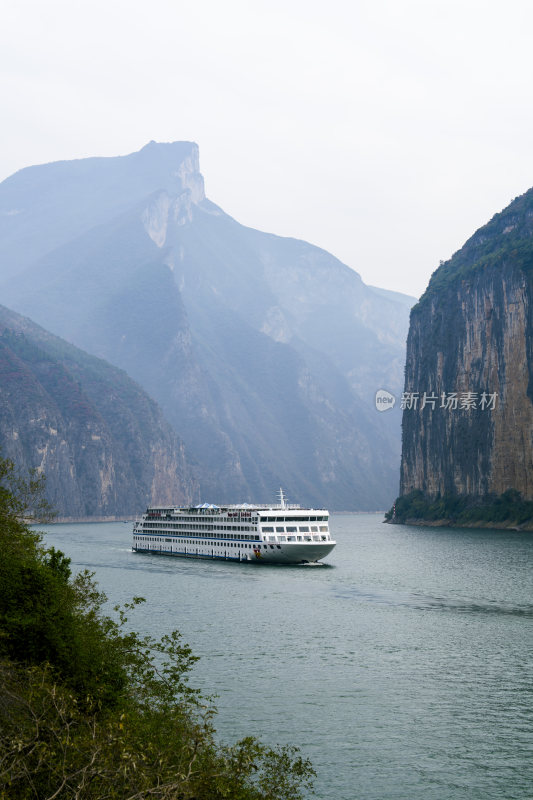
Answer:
xmin=414 ymin=188 xmax=533 ymax=311
xmin=386 ymin=488 xmax=533 ymax=527
xmin=0 ymin=455 xmax=54 ymax=525
xmin=0 ymin=457 xmax=315 ymax=799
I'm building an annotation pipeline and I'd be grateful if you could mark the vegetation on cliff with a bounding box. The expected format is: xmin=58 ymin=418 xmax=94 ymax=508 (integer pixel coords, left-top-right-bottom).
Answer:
xmin=417 ymin=187 xmax=533 ymax=309
xmin=386 ymin=489 xmax=533 ymax=528
xmin=0 ymin=458 xmax=315 ymax=799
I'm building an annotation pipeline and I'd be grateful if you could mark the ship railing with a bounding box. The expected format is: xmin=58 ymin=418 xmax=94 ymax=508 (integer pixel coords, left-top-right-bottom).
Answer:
xmin=232 ymin=504 xmax=303 ymax=510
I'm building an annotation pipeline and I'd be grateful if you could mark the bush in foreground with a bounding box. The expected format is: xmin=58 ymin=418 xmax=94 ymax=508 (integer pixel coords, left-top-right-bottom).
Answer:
xmin=0 ymin=458 xmax=315 ymax=799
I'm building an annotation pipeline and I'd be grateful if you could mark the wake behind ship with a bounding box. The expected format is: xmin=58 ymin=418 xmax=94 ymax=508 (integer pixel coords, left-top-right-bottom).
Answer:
xmin=132 ymin=490 xmax=336 ymax=565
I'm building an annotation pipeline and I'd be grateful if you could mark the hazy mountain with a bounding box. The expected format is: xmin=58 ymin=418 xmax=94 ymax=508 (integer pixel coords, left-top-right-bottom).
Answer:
xmin=0 ymin=141 xmax=414 ymax=509
xmin=0 ymin=304 xmax=196 ymax=518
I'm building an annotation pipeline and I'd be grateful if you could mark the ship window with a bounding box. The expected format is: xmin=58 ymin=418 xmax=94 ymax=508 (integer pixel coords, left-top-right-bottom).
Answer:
xmin=297 ymin=536 xmax=302 ymax=541
xmin=268 ymin=535 xmax=276 ymax=542
xmin=299 ymin=526 xmax=309 ymax=532
xmin=263 ymin=527 xmax=274 ymax=532
xmin=279 ymin=536 xmax=286 ymax=542
xmin=286 ymin=526 xmax=296 ymax=532
xmin=319 ymin=526 xmax=328 ymax=532
xmin=311 ymin=526 xmax=318 ymax=532
xmin=287 ymin=536 xmax=295 ymax=541
xmin=276 ymin=527 xmax=284 ymax=532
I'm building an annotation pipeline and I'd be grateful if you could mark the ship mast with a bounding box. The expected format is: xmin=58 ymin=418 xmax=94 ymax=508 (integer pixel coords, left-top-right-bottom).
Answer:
xmin=278 ymin=487 xmax=287 ymax=509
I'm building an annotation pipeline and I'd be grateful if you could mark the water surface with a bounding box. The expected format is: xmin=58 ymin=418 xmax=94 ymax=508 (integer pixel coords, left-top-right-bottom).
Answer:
xmin=39 ymin=514 xmax=533 ymax=800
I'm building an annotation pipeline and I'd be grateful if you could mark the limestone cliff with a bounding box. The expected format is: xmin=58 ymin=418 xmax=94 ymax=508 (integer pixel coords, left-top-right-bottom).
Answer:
xmin=397 ymin=188 xmax=533 ymax=523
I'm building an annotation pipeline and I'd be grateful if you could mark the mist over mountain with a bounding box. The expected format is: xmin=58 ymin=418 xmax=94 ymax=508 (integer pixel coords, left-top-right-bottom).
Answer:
xmin=0 ymin=304 xmax=196 ymax=518
xmin=0 ymin=141 xmax=414 ymax=509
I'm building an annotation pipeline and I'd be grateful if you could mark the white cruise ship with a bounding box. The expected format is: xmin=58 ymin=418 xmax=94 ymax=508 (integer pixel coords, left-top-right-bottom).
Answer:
xmin=132 ymin=490 xmax=336 ymax=565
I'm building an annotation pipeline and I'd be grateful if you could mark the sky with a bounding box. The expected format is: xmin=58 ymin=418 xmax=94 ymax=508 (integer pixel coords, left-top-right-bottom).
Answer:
xmin=3 ymin=0 xmax=533 ymax=298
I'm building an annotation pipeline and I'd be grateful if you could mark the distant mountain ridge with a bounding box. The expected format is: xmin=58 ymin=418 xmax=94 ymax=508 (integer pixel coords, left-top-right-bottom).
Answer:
xmin=0 ymin=305 xmax=196 ymax=518
xmin=0 ymin=141 xmax=414 ymax=509
xmin=0 ymin=141 xmax=201 ymax=279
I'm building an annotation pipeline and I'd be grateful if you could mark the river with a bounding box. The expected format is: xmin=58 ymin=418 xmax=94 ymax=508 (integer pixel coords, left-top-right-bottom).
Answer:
xmin=38 ymin=513 xmax=533 ymax=800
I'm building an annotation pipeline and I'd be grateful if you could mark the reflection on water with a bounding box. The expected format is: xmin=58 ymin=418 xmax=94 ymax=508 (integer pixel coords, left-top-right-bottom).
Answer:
xmin=334 ymin=585 xmax=533 ymax=617
xmin=38 ymin=515 xmax=533 ymax=800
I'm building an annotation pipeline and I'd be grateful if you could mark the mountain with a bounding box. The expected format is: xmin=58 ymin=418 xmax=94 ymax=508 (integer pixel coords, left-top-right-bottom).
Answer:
xmin=0 ymin=141 xmax=414 ymax=509
xmin=392 ymin=188 xmax=533 ymax=526
xmin=0 ymin=305 xmax=196 ymax=518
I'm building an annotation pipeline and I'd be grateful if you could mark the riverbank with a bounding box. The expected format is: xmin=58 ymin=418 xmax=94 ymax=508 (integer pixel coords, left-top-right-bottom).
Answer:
xmin=385 ymin=517 xmax=533 ymax=531
xmin=385 ymin=489 xmax=533 ymax=531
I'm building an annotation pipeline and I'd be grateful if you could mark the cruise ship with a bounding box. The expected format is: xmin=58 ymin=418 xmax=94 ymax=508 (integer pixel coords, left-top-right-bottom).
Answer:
xmin=132 ymin=490 xmax=336 ymax=564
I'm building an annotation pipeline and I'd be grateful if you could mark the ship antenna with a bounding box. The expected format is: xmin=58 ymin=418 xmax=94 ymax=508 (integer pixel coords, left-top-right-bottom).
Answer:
xmin=279 ymin=487 xmax=286 ymax=509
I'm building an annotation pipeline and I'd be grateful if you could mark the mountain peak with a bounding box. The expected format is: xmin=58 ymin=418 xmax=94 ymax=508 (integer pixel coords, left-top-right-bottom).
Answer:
xmin=0 ymin=140 xmax=207 ymax=275
xmin=137 ymin=140 xmax=205 ymax=204
xmin=138 ymin=139 xmax=197 ymax=157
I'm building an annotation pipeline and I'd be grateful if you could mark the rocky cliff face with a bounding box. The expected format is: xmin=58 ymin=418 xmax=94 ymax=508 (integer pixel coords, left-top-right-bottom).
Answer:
xmin=0 ymin=306 xmax=197 ymax=518
xmin=400 ymin=189 xmax=533 ymax=506
xmin=0 ymin=141 xmax=415 ymax=510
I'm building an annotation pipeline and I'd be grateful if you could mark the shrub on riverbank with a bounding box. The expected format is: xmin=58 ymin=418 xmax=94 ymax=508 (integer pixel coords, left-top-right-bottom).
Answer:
xmin=386 ymin=488 xmax=533 ymax=528
xmin=0 ymin=457 xmax=315 ymax=799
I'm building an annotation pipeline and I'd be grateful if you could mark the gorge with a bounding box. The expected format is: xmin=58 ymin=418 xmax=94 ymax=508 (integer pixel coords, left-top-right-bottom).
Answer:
xmin=0 ymin=141 xmax=414 ymax=512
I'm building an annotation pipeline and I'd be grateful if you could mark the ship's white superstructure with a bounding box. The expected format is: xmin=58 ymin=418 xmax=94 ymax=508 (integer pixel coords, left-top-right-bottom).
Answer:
xmin=132 ymin=489 xmax=335 ymax=564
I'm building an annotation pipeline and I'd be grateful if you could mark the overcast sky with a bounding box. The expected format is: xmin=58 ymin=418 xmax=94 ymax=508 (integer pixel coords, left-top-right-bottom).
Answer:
xmin=2 ymin=0 xmax=533 ymax=297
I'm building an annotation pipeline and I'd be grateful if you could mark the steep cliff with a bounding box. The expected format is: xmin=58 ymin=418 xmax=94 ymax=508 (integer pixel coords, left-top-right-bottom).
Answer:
xmin=0 ymin=141 xmax=414 ymax=509
xmin=0 ymin=306 xmax=197 ymax=518
xmin=395 ymin=188 xmax=533 ymax=526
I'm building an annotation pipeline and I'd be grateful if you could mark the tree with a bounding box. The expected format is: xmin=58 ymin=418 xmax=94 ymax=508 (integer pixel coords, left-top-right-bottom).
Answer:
xmin=0 ymin=457 xmax=315 ymax=799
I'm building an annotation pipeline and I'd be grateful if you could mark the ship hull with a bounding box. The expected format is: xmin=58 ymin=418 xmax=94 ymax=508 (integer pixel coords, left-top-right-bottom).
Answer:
xmin=132 ymin=541 xmax=335 ymax=565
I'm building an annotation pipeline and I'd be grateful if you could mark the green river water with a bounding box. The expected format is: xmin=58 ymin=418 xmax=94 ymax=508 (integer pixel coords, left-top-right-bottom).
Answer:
xmin=39 ymin=513 xmax=533 ymax=800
